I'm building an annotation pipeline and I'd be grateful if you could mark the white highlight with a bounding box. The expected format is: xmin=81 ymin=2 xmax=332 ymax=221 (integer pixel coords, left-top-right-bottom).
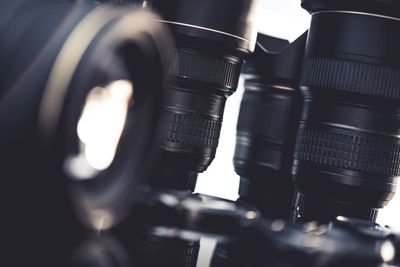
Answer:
xmin=77 ymin=80 xmax=133 ymax=171
xmin=66 ymin=80 xmax=133 ymax=179
xmin=380 ymin=241 xmax=396 ymax=262
xmin=157 ymin=20 xmax=249 ymax=42
xmin=314 ymin=10 xmax=400 ymax=22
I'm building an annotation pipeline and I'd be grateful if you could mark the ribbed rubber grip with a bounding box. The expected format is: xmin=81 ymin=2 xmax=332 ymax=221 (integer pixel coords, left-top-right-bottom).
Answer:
xmin=160 ymin=111 xmax=221 ymax=149
xmin=134 ymin=235 xmax=200 ymax=267
xmin=301 ymin=58 xmax=400 ymax=99
xmin=170 ymin=49 xmax=242 ymax=90
xmin=237 ymin=92 xmax=292 ymax=141
xmin=294 ymin=126 xmax=400 ymax=177
xmin=154 ymin=48 xmax=240 ymax=175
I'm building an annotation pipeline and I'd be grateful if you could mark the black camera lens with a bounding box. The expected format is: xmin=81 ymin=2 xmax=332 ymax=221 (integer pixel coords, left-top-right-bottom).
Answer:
xmin=42 ymin=5 xmax=172 ymax=231
xmin=234 ymin=32 xmax=307 ymax=220
xmin=145 ymin=0 xmax=260 ymax=190
xmin=0 ymin=1 xmax=172 ymax=264
xmin=293 ymin=0 xmax=400 ymax=222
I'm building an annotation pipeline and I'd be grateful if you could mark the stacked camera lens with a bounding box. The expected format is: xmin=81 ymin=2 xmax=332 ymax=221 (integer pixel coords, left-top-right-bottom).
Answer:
xmin=293 ymin=0 xmax=400 ymax=223
xmin=133 ymin=2 xmax=260 ymax=262
xmin=146 ymin=0 xmax=259 ymax=191
xmin=234 ymin=32 xmax=307 ymax=220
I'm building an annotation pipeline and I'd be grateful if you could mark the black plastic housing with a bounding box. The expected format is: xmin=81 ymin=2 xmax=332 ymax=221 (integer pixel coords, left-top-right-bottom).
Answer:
xmin=234 ymin=33 xmax=307 ymax=220
xmin=294 ymin=0 xmax=400 ymax=222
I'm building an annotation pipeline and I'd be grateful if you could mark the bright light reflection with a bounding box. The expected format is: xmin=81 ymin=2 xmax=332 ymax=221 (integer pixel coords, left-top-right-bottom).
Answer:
xmin=90 ymin=209 xmax=115 ymax=232
xmin=72 ymin=80 xmax=133 ymax=176
xmin=380 ymin=241 xmax=395 ymax=262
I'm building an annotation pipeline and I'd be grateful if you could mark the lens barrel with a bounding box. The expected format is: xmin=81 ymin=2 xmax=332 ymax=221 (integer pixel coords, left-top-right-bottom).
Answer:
xmin=234 ymin=33 xmax=307 ymax=220
xmin=147 ymin=0 xmax=260 ymax=190
xmin=293 ymin=0 xmax=400 ymax=222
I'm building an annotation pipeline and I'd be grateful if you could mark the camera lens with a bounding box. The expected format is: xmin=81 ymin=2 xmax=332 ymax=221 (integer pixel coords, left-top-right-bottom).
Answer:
xmin=0 ymin=2 xmax=172 ymax=264
xmin=293 ymin=0 xmax=400 ymax=222
xmin=234 ymin=32 xmax=307 ymax=220
xmin=46 ymin=7 xmax=172 ymax=230
xmin=145 ymin=0 xmax=260 ymax=190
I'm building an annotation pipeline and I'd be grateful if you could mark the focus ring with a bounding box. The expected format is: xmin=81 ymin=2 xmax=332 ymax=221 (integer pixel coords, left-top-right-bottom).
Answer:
xmin=170 ymin=49 xmax=241 ymax=90
xmin=237 ymin=93 xmax=292 ymax=141
xmin=301 ymin=58 xmax=400 ymax=99
xmin=135 ymin=235 xmax=200 ymax=267
xmin=294 ymin=126 xmax=400 ymax=177
xmin=160 ymin=111 xmax=221 ymax=149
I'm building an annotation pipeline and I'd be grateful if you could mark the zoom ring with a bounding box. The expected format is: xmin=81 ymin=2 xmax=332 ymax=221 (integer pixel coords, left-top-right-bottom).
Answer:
xmin=294 ymin=127 xmax=400 ymax=177
xmin=170 ymin=49 xmax=242 ymax=90
xmin=160 ymin=111 xmax=221 ymax=149
xmin=237 ymin=100 xmax=292 ymax=141
xmin=136 ymin=237 xmax=200 ymax=267
xmin=301 ymin=58 xmax=400 ymax=99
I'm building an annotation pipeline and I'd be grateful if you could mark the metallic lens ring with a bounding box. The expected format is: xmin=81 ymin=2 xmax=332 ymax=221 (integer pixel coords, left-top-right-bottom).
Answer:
xmin=312 ymin=10 xmax=400 ymax=21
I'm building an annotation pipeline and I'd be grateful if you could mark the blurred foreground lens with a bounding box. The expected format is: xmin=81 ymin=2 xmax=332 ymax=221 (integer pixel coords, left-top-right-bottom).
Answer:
xmin=293 ymin=0 xmax=400 ymax=222
xmin=44 ymin=7 xmax=172 ymax=230
xmin=0 ymin=1 xmax=172 ymax=258
xmin=146 ymin=0 xmax=260 ymax=190
xmin=234 ymin=33 xmax=307 ymax=220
